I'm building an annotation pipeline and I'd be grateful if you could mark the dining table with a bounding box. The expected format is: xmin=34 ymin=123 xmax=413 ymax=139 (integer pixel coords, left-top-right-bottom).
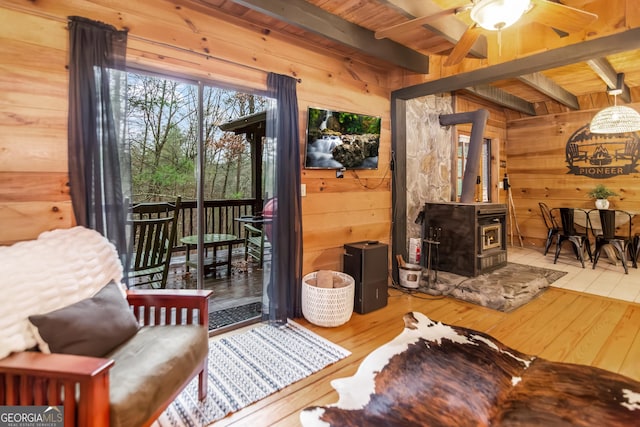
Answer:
xmin=181 ymin=233 xmax=238 ymax=277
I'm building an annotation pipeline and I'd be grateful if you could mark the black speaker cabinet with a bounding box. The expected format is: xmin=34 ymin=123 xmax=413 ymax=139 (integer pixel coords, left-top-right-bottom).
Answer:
xmin=343 ymin=241 xmax=388 ymax=314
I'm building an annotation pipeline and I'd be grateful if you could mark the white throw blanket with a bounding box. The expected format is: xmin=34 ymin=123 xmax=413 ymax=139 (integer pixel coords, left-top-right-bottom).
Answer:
xmin=0 ymin=226 xmax=124 ymax=359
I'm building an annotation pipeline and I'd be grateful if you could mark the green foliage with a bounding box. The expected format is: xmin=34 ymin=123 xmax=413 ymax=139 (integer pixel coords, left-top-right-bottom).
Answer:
xmin=308 ymin=107 xmax=323 ymax=127
xmin=308 ymin=108 xmax=381 ymax=135
xmin=151 ymin=164 xmax=188 ymax=187
xmin=127 ymin=72 xmax=265 ymax=202
xmin=587 ymin=184 xmax=618 ymax=199
xmin=336 ymin=112 xmax=380 ymax=134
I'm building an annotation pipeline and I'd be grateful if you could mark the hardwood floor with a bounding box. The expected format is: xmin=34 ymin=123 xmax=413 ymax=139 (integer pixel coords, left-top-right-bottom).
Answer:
xmin=211 ymin=246 xmax=640 ymax=426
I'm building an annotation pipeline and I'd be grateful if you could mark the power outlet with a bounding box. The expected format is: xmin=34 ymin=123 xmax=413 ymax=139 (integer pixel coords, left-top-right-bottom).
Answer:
xmin=301 ymin=183 xmax=306 ymax=197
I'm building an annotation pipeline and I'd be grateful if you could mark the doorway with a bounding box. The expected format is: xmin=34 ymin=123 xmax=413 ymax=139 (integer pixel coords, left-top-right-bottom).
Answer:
xmin=125 ymin=70 xmax=270 ymax=331
xmin=455 ymin=133 xmax=492 ymax=202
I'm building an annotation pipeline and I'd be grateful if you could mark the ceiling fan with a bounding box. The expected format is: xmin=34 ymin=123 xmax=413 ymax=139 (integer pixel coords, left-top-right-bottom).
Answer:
xmin=375 ymin=0 xmax=598 ymax=67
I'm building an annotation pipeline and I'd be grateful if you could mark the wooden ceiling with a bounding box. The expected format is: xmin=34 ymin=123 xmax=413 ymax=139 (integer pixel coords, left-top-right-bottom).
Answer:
xmin=176 ymin=0 xmax=640 ymax=116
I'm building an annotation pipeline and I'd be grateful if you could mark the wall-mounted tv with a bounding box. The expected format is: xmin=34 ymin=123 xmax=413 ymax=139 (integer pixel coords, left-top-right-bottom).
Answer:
xmin=304 ymin=107 xmax=381 ymax=170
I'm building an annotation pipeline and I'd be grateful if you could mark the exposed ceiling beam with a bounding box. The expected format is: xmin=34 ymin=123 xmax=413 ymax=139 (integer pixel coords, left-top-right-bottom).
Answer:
xmin=375 ymin=8 xmax=457 ymax=40
xmin=517 ymin=73 xmax=580 ymax=110
xmin=586 ymin=57 xmax=632 ymax=103
xmin=232 ymin=0 xmax=430 ymax=73
xmin=380 ymin=0 xmax=487 ymax=59
xmin=393 ymin=27 xmax=640 ymax=102
xmin=464 ymin=85 xmax=537 ymax=115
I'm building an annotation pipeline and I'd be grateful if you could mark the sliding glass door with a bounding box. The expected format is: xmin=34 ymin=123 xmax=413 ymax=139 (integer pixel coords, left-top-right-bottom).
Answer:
xmin=126 ymin=70 xmax=268 ymax=303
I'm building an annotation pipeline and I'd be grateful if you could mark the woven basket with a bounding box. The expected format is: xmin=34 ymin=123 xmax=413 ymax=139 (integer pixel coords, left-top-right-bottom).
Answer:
xmin=301 ymin=271 xmax=355 ymax=327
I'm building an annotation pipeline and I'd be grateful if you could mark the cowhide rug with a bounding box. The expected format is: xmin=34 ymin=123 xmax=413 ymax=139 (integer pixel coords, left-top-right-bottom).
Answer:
xmin=300 ymin=312 xmax=640 ymax=427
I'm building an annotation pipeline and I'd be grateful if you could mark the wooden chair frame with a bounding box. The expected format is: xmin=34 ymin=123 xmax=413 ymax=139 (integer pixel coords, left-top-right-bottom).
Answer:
xmin=0 ymin=289 xmax=211 ymax=427
xmin=129 ymin=196 xmax=181 ymax=288
xmin=244 ymin=223 xmax=269 ymax=264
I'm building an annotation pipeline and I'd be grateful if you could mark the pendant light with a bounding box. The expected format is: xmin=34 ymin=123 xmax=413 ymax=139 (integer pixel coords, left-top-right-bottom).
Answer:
xmin=590 ymin=73 xmax=640 ymax=134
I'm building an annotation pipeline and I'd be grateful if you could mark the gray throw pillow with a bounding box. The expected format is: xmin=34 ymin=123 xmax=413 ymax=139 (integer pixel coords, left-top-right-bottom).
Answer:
xmin=29 ymin=281 xmax=139 ymax=357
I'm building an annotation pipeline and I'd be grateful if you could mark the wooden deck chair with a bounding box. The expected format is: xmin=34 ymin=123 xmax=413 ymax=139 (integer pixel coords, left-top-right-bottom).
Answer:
xmin=244 ymin=223 xmax=270 ymax=265
xmin=128 ymin=196 xmax=181 ymax=288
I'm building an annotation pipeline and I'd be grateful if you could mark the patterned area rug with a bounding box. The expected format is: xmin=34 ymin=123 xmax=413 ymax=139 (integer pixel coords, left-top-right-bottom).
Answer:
xmin=421 ymin=262 xmax=567 ymax=312
xmin=208 ymin=302 xmax=262 ymax=330
xmin=154 ymin=320 xmax=351 ymax=426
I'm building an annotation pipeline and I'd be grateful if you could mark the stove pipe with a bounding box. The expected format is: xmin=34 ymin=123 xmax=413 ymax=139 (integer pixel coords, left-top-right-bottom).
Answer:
xmin=439 ymin=109 xmax=489 ymax=203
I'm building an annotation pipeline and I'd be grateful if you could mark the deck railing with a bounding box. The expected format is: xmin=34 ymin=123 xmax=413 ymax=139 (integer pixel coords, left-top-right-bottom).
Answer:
xmin=177 ymin=199 xmax=256 ymax=248
xmin=133 ymin=198 xmax=257 ymax=253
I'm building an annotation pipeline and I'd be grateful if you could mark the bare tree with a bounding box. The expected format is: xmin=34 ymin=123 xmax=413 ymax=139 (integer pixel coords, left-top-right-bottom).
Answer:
xmin=128 ymin=75 xmax=194 ymax=200
xmin=127 ymin=73 xmax=267 ymax=203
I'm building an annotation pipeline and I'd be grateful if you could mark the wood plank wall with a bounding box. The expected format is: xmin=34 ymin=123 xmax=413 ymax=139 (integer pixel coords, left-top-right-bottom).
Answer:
xmin=0 ymin=6 xmax=72 ymax=240
xmin=0 ymin=0 xmax=392 ymax=276
xmin=507 ymin=103 xmax=640 ymax=249
xmin=3 ymin=0 xmax=638 ymax=269
xmin=449 ymin=91 xmax=640 ymax=251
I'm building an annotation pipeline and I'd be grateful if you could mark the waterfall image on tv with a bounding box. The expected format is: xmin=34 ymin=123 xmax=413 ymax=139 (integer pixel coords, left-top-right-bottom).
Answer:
xmin=304 ymin=107 xmax=381 ymax=170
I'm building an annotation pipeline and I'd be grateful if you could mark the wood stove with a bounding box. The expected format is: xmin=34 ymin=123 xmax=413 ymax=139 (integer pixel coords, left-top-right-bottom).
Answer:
xmin=422 ymin=202 xmax=507 ymax=277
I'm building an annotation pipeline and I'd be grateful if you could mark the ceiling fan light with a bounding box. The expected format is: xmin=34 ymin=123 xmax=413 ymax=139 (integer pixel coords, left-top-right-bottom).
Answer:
xmin=589 ymin=105 xmax=640 ymax=134
xmin=470 ymin=0 xmax=531 ymax=31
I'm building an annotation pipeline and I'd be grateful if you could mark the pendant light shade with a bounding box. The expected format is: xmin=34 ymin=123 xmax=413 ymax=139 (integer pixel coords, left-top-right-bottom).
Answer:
xmin=589 ymin=104 xmax=640 ymax=134
xmin=589 ymin=73 xmax=640 ymax=134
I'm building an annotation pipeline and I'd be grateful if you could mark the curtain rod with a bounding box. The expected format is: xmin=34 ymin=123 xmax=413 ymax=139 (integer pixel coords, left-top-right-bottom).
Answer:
xmin=127 ymin=33 xmax=302 ymax=84
xmin=5 ymin=5 xmax=302 ymax=83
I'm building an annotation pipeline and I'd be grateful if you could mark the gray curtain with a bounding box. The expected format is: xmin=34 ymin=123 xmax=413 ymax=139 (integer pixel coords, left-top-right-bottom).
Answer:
xmin=67 ymin=16 xmax=130 ymax=262
xmin=263 ymin=73 xmax=303 ymax=323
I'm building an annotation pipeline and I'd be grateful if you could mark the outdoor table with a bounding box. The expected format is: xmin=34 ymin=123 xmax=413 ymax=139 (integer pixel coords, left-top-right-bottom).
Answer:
xmin=234 ymin=215 xmax=271 ymax=227
xmin=181 ymin=233 xmax=237 ymax=277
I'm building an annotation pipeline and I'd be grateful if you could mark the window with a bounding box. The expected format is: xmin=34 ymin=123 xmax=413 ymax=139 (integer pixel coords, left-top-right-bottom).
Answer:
xmin=455 ymin=133 xmax=492 ymax=202
xmin=126 ymin=72 xmax=268 ymax=202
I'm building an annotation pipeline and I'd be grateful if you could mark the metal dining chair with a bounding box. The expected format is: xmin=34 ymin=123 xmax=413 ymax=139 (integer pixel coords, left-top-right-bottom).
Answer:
xmin=554 ymin=207 xmax=592 ymax=268
xmin=588 ymin=209 xmax=637 ymax=274
xmin=539 ymin=202 xmax=560 ymax=255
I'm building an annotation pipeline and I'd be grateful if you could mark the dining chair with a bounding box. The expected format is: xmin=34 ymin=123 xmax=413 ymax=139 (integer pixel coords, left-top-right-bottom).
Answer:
xmin=554 ymin=207 xmax=592 ymax=268
xmin=539 ymin=202 xmax=560 ymax=255
xmin=588 ymin=209 xmax=637 ymax=274
xmin=128 ymin=196 xmax=181 ymax=288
